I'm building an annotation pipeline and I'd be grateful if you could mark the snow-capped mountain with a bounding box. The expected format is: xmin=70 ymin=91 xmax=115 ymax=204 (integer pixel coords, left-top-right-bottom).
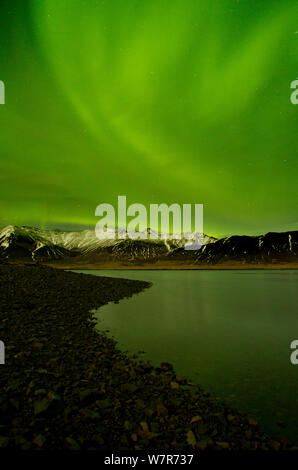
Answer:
xmin=0 ymin=225 xmax=215 ymax=262
xmin=0 ymin=225 xmax=77 ymax=261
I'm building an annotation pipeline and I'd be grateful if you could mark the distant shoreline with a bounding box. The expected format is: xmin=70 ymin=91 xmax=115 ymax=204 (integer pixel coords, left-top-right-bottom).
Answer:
xmin=46 ymin=261 xmax=298 ymax=270
xmin=6 ymin=259 xmax=298 ymax=271
xmin=6 ymin=257 xmax=298 ymax=270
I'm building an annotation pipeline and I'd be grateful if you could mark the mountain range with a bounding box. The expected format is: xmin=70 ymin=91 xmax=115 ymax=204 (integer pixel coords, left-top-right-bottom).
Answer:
xmin=1 ymin=225 xmax=298 ymax=267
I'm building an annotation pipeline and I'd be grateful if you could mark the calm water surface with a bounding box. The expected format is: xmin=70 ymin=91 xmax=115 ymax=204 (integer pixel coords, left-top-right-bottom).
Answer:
xmin=76 ymin=270 xmax=298 ymax=443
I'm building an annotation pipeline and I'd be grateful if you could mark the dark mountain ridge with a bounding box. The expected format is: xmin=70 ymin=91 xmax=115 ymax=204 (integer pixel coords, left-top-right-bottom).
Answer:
xmin=194 ymin=231 xmax=298 ymax=264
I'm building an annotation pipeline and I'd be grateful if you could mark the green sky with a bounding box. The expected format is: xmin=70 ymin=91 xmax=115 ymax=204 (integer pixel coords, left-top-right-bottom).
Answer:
xmin=0 ymin=0 xmax=297 ymax=237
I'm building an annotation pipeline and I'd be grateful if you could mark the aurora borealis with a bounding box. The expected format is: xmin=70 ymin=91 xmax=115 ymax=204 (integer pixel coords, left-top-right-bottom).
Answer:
xmin=0 ymin=0 xmax=297 ymax=237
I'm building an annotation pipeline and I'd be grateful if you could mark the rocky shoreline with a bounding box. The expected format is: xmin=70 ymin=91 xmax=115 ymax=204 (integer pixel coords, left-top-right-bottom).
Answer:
xmin=0 ymin=263 xmax=295 ymax=451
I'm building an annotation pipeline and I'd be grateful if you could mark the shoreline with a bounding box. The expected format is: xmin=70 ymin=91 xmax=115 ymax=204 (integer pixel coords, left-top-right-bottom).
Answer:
xmin=0 ymin=263 xmax=295 ymax=450
xmin=14 ymin=258 xmax=298 ymax=270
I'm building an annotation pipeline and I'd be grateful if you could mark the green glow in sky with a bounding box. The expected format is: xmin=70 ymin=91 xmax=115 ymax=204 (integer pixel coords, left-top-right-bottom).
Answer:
xmin=0 ymin=0 xmax=297 ymax=236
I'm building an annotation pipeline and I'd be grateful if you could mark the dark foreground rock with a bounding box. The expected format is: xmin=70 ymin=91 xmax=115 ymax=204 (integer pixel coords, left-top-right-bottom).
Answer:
xmin=0 ymin=264 xmax=295 ymax=450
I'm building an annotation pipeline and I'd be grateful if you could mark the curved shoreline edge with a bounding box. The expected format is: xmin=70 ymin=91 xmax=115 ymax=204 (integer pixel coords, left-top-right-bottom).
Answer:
xmin=0 ymin=263 xmax=295 ymax=450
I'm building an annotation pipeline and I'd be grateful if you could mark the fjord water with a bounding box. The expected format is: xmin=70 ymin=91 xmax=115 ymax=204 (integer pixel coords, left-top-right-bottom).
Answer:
xmin=79 ymin=270 xmax=298 ymax=442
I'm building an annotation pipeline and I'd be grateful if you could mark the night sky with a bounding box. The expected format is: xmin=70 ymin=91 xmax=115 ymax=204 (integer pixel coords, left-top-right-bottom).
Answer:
xmin=0 ymin=0 xmax=297 ymax=237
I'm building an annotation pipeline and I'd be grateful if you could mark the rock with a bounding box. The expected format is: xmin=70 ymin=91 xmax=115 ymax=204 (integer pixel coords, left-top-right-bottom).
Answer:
xmin=33 ymin=434 xmax=46 ymax=448
xmin=140 ymin=421 xmax=149 ymax=433
xmin=96 ymin=398 xmax=112 ymax=409
xmin=79 ymin=408 xmax=100 ymax=420
xmin=34 ymin=398 xmax=51 ymax=416
xmin=186 ymin=430 xmax=196 ymax=448
xmin=144 ymin=408 xmax=154 ymax=418
xmin=170 ymin=381 xmax=179 ymax=390
xmin=33 ymin=392 xmax=64 ymax=417
xmin=65 ymin=437 xmax=80 ymax=450
xmin=94 ymin=434 xmax=105 ymax=446
xmin=216 ymin=441 xmax=229 ymax=449
xmin=176 ymin=376 xmax=187 ymax=384
xmin=79 ymin=389 xmax=102 ymax=405
xmin=268 ymin=440 xmax=281 ymax=451
xmin=156 ymin=403 xmax=168 ymax=417
xmin=190 ymin=415 xmax=202 ymax=424
xmin=124 ymin=421 xmax=132 ymax=431
xmin=227 ymin=414 xmax=236 ymax=422
xmin=135 ymin=399 xmax=145 ymax=409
